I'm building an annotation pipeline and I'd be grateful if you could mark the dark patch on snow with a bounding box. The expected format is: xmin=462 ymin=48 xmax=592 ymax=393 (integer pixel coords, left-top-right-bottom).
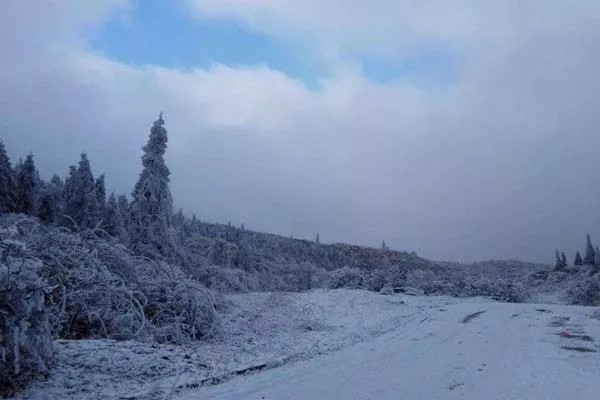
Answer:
xmin=561 ymin=346 xmax=597 ymax=353
xmin=548 ymin=316 xmax=570 ymax=327
xmin=462 ymin=311 xmax=486 ymax=324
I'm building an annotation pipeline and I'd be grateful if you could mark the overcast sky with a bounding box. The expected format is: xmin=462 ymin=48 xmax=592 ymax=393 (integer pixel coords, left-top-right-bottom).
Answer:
xmin=2 ymin=0 xmax=600 ymax=263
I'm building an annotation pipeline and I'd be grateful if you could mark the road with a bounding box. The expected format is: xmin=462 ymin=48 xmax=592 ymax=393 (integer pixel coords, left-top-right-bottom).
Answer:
xmin=180 ymin=300 xmax=600 ymax=400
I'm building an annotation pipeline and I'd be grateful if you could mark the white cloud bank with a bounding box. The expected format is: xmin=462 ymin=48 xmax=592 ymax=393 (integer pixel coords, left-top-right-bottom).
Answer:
xmin=2 ymin=0 xmax=600 ymax=262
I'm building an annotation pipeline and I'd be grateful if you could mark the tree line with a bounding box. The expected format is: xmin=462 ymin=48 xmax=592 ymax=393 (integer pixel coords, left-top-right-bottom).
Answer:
xmin=0 ymin=113 xmax=174 ymax=257
xmin=554 ymin=234 xmax=600 ymax=271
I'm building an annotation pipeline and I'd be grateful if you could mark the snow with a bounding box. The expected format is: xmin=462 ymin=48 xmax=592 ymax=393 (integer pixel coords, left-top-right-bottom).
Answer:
xmin=180 ymin=297 xmax=600 ymax=400
xmin=14 ymin=290 xmax=600 ymax=400
xmin=15 ymin=290 xmax=450 ymax=399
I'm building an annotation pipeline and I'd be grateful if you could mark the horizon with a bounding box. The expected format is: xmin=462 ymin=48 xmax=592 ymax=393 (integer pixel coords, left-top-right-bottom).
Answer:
xmin=2 ymin=1 xmax=600 ymax=264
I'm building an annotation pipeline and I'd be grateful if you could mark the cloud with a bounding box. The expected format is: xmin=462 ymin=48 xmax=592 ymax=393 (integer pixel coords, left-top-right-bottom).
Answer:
xmin=2 ymin=1 xmax=600 ymax=263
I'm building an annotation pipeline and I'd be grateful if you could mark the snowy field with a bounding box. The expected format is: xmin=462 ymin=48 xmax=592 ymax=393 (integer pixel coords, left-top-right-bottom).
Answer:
xmin=15 ymin=289 xmax=600 ymax=400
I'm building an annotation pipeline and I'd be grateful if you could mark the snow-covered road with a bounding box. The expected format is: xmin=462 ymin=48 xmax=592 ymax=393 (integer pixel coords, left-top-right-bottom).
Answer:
xmin=182 ymin=301 xmax=600 ymax=400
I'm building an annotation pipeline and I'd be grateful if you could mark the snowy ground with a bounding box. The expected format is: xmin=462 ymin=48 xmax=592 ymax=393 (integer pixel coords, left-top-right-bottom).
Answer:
xmin=16 ymin=290 xmax=600 ymax=400
xmin=182 ymin=297 xmax=600 ymax=400
xmin=16 ymin=290 xmax=450 ymax=399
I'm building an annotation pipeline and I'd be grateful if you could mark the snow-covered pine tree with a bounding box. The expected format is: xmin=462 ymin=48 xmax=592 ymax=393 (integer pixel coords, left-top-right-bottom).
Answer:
xmin=36 ymin=175 xmax=64 ymax=223
xmin=382 ymin=240 xmax=387 ymax=250
xmin=316 ymin=233 xmax=320 ymax=244
xmin=82 ymin=189 xmax=100 ymax=229
xmin=63 ymin=154 xmax=97 ymax=227
xmin=0 ymin=141 xmax=16 ymax=213
xmin=61 ymin=165 xmax=78 ymax=226
xmin=102 ymin=192 xmax=122 ymax=237
xmin=554 ymin=250 xmax=562 ymax=270
xmin=561 ymin=252 xmax=568 ymax=268
xmin=129 ymin=113 xmax=174 ymax=256
xmin=15 ymin=154 xmax=38 ymax=215
xmin=95 ymin=174 xmax=106 ymax=213
xmin=584 ymin=235 xmax=595 ymax=265
xmin=574 ymin=251 xmax=583 ymax=266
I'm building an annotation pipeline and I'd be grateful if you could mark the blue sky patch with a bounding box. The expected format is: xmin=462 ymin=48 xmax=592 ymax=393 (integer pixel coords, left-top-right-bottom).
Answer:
xmin=89 ymin=0 xmax=325 ymax=87
xmin=360 ymin=44 xmax=460 ymax=89
xmin=90 ymin=1 xmax=460 ymax=91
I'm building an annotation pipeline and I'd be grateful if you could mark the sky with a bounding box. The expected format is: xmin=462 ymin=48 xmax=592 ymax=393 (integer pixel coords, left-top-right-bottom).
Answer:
xmin=2 ymin=0 xmax=600 ymax=263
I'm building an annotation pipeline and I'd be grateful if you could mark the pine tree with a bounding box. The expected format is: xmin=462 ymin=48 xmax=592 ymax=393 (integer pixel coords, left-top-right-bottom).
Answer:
xmin=554 ymin=250 xmax=561 ymax=270
xmin=382 ymin=240 xmax=387 ymax=250
xmin=102 ymin=192 xmax=122 ymax=236
xmin=95 ymin=174 xmax=106 ymax=212
xmin=315 ymin=233 xmax=320 ymax=244
xmin=82 ymin=189 xmax=100 ymax=229
xmin=584 ymin=235 xmax=595 ymax=265
xmin=574 ymin=251 xmax=583 ymax=266
xmin=174 ymin=208 xmax=185 ymax=227
xmin=15 ymin=154 xmax=38 ymax=215
xmin=36 ymin=175 xmax=63 ymax=222
xmin=129 ymin=113 xmax=174 ymax=256
xmin=117 ymin=194 xmax=129 ymax=220
xmin=61 ymin=165 xmax=78 ymax=226
xmin=0 ymin=141 xmax=16 ymax=213
xmin=63 ymin=154 xmax=97 ymax=226
xmin=561 ymin=252 xmax=567 ymax=268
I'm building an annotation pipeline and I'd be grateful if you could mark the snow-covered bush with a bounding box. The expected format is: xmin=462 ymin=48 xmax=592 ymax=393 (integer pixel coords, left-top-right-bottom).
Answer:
xmin=13 ymin=220 xmax=219 ymax=344
xmin=567 ymin=275 xmax=600 ymax=306
xmin=0 ymin=232 xmax=53 ymax=397
xmin=329 ymin=267 xmax=366 ymax=289
xmin=193 ymin=265 xmax=259 ymax=293
xmin=404 ymin=269 xmax=453 ymax=295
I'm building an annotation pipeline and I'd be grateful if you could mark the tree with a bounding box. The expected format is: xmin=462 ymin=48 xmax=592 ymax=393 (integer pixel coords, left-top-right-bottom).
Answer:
xmin=574 ymin=251 xmax=583 ymax=266
xmin=36 ymin=175 xmax=64 ymax=223
xmin=129 ymin=113 xmax=174 ymax=256
xmin=0 ymin=141 xmax=16 ymax=213
xmin=63 ymin=154 xmax=97 ymax=227
xmin=82 ymin=189 xmax=100 ymax=229
xmin=315 ymin=233 xmax=320 ymax=244
xmin=382 ymin=240 xmax=387 ymax=250
xmin=561 ymin=252 xmax=567 ymax=268
xmin=95 ymin=174 xmax=106 ymax=213
xmin=102 ymin=192 xmax=123 ymax=237
xmin=554 ymin=250 xmax=562 ymax=270
xmin=15 ymin=154 xmax=38 ymax=215
xmin=584 ymin=235 xmax=596 ymax=266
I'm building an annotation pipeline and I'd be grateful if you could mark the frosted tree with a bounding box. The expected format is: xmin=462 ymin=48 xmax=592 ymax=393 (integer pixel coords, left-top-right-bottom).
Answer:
xmin=15 ymin=154 xmax=38 ymax=215
xmin=574 ymin=251 xmax=583 ymax=266
xmin=584 ymin=235 xmax=595 ymax=266
xmin=315 ymin=233 xmax=320 ymax=244
xmin=554 ymin=250 xmax=561 ymax=270
xmin=382 ymin=240 xmax=387 ymax=250
xmin=36 ymin=175 xmax=64 ymax=223
xmin=61 ymin=165 xmax=78 ymax=225
xmin=102 ymin=192 xmax=123 ymax=236
xmin=82 ymin=189 xmax=100 ymax=229
xmin=129 ymin=113 xmax=174 ymax=256
xmin=95 ymin=174 xmax=107 ymax=212
xmin=560 ymin=252 xmax=567 ymax=268
xmin=0 ymin=141 xmax=16 ymax=213
xmin=63 ymin=154 xmax=97 ymax=227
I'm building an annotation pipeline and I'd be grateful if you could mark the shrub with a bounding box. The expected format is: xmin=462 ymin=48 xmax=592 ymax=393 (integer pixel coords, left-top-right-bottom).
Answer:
xmin=329 ymin=267 xmax=365 ymax=289
xmin=567 ymin=275 xmax=600 ymax=306
xmin=0 ymin=231 xmax=53 ymax=397
xmin=18 ymin=220 xmax=219 ymax=345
